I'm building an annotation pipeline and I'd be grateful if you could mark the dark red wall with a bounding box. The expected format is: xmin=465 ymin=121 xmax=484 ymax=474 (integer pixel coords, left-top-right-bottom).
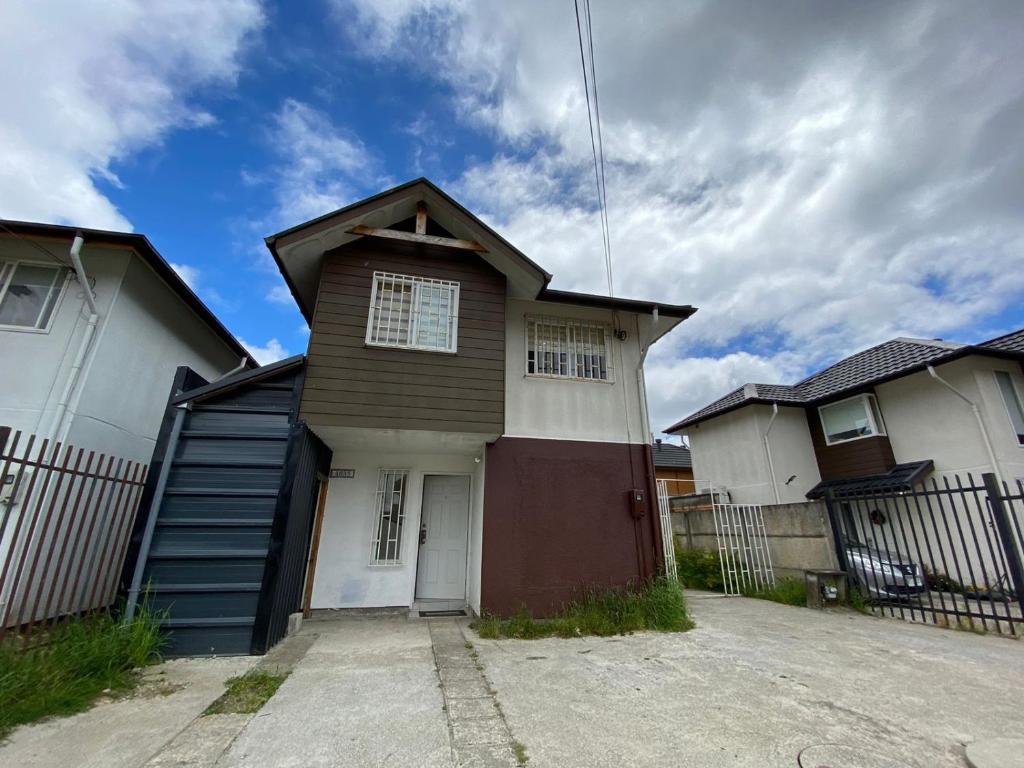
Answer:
xmin=481 ymin=437 xmax=661 ymax=617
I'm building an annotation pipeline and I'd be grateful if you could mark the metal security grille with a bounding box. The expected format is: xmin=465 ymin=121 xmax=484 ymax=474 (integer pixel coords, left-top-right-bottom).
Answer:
xmin=525 ymin=315 xmax=611 ymax=381
xmin=370 ymin=469 xmax=409 ymax=564
xmin=823 ymin=473 xmax=1024 ymax=636
xmin=366 ymin=271 xmax=459 ymax=353
xmin=711 ymin=496 xmax=775 ymax=595
xmin=657 ymin=479 xmax=678 ymax=581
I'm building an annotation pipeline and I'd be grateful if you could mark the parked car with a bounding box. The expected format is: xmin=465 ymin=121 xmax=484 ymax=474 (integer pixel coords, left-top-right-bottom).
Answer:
xmin=844 ymin=543 xmax=926 ymax=601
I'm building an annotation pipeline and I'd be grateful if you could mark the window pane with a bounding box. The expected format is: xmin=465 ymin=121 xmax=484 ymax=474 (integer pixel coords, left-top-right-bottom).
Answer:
xmin=524 ymin=316 xmax=610 ymax=381
xmin=995 ymin=371 xmax=1024 ymax=446
xmin=371 ymin=469 xmax=408 ymax=563
xmin=367 ymin=272 xmax=457 ymax=352
xmin=0 ymin=263 xmax=64 ymax=329
xmin=820 ymin=397 xmax=874 ymax=442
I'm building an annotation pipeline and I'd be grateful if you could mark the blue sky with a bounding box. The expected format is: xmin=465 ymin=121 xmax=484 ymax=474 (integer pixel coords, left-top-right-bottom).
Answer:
xmin=3 ymin=1 xmax=1023 ymax=435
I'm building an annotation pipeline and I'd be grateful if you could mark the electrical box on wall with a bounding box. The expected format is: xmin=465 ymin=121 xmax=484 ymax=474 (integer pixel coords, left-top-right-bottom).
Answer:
xmin=629 ymin=488 xmax=647 ymax=518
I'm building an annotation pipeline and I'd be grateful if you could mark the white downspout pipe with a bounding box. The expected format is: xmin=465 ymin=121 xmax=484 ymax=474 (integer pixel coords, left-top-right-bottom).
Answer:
xmin=763 ymin=402 xmax=781 ymax=504
xmin=213 ymin=356 xmax=249 ymax=382
xmin=927 ymin=365 xmax=1003 ymax=485
xmin=47 ymin=233 xmax=99 ymax=444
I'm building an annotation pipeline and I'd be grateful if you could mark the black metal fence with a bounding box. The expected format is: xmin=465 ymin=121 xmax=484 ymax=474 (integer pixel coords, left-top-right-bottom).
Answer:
xmin=823 ymin=473 xmax=1024 ymax=636
xmin=0 ymin=426 xmax=148 ymax=640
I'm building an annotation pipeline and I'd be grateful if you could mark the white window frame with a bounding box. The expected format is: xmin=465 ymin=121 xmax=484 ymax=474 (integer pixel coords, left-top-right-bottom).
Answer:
xmin=994 ymin=370 xmax=1024 ymax=448
xmin=524 ymin=315 xmax=614 ymax=383
xmin=365 ymin=271 xmax=459 ymax=354
xmin=0 ymin=259 xmax=70 ymax=333
xmin=369 ymin=468 xmax=411 ymax=565
xmin=818 ymin=393 xmax=887 ymax=446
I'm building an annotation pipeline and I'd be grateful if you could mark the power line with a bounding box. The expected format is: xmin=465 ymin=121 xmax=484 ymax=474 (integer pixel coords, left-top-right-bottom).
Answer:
xmin=0 ymin=222 xmax=76 ymax=269
xmin=574 ymin=0 xmax=614 ymax=297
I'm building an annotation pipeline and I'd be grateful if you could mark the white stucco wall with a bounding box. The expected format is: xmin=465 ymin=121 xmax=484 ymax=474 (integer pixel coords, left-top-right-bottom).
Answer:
xmin=0 ymin=237 xmax=240 ymax=466
xmin=0 ymin=240 xmax=130 ymax=438
xmin=686 ymin=405 xmax=821 ymax=505
xmin=876 ymin=357 xmax=1024 ymax=485
xmin=311 ymin=447 xmax=484 ymax=610
xmin=504 ymin=298 xmax=662 ymax=444
xmin=66 ymin=256 xmax=239 ymax=463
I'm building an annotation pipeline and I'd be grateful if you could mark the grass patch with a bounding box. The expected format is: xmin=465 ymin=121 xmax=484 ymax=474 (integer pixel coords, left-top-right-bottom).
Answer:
xmin=741 ymin=577 xmax=807 ymax=606
xmin=0 ymin=608 xmax=165 ymax=739
xmin=512 ymin=740 xmax=529 ymax=765
xmin=472 ymin=578 xmax=693 ymax=640
xmin=204 ymin=670 xmax=287 ymax=715
xmin=675 ymin=547 xmax=725 ymax=591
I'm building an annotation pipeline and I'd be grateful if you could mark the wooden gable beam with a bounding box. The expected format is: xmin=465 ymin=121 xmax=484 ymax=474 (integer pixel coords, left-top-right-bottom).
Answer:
xmin=415 ymin=200 xmax=428 ymax=234
xmin=346 ymin=224 xmax=488 ymax=252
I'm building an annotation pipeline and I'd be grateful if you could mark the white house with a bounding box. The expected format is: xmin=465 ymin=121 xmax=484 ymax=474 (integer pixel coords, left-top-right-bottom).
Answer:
xmin=0 ymin=221 xmax=253 ymax=464
xmin=665 ymin=333 xmax=1024 ymax=504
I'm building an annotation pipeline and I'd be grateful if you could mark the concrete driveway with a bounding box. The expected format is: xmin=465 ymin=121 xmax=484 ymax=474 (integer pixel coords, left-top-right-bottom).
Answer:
xmin=6 ymin=594 xmax=1022 ymax=767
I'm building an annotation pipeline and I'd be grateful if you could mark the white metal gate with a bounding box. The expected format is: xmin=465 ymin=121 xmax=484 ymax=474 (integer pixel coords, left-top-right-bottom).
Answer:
xmin=711 ymin=496 xmax=775 ymax=595
xmin=656 ymin=480 xmax=678 ymax=582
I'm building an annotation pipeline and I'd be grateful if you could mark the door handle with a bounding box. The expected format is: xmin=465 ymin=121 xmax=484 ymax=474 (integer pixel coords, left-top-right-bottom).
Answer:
xmin=419 ymin=524 xmax=427 ymax=545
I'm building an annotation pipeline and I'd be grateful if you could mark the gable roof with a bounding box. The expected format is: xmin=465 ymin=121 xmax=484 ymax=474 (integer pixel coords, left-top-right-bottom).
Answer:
xmin=0 ymin=220 xmax=254 ymax=366
xmin=264 ymin=177 xmax=697 ymax=326
xmin=652 ymin=441 xmax=692 ymax=469
xmin=666 ymin=329 xmax=1024 ymax=432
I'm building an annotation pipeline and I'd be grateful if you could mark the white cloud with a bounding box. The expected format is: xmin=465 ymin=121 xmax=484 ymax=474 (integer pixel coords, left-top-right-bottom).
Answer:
xmin=338 ymin=0 xmax=1024 ymax=428
xmin=0 ymin=0 xmax=264 ymax=229
xmin=169 ymin=262 xmax=200 ymax=290
xmin=266 ymin=283 xmax=294 ymax=305
xmin=238 ymin=337 xmax=289 ymax=365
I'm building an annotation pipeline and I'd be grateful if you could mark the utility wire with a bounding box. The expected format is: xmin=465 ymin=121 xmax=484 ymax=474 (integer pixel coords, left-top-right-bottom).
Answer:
xmin=574 ymin=0 xmax=614 ymax=297
xmin=0 ymin=222 xmax=76 ymax=269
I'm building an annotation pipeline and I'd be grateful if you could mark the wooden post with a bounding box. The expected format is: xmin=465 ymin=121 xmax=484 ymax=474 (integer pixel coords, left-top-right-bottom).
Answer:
xmin=415 ymin=201 xmax=427 ymax=234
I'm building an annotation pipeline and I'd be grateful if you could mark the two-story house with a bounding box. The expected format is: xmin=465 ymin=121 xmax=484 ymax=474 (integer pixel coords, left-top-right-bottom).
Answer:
xmin=665 ymin=331 xmax=1024 ymax=504
xmin=269 ymin=178 xmax=695 ymax=618
xmin=0 ymin=221 xmax=252 ymax=464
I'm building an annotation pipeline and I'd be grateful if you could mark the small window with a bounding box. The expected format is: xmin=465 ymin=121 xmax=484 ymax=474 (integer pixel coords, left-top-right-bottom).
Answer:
xmin=995 ymin=371 xmax=1024 ymax=447
xmin=819 ymin=394 xmax=886 ymax=445
xmin=526 ymin=316 xmax=611 ymax=382
xmin=0 ymin=260 xmax=68 ymax=330
xmin=370 ymin=469 xmax=409 ymax=564
xmin=365 ymin=271 xmax=459 ymax=353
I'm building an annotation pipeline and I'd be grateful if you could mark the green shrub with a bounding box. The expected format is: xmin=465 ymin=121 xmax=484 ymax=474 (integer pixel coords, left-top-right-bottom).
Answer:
xmin=471 ymin=578 xmax=693 ymax=640
xmin=675 ymin=546 xmax=725 ymax=591
xmin=741 ymin=577 xmax=807 ymax=606
xmin=0 ymin=608 xmax=165 ymax=738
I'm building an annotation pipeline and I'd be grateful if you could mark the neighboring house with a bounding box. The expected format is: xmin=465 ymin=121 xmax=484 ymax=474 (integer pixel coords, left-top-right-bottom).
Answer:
xmin=665 ymin=331 xmax=1024 ymax=505
xmin=0 ymin=221 xmax=253 ymax=464
xmin=124 ymin=178 xmax=696 ymax=654
xmin=652 ymin=439 xmax=694 ymax=496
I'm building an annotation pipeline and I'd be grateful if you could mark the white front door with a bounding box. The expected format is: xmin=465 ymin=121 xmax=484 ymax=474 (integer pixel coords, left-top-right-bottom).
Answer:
xmin=415 ymin=475 xmax=470 ymax=600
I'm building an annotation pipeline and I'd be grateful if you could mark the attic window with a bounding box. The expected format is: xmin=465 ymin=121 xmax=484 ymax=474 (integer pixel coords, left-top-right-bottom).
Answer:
xmin=365 ymin=271 xmax=459 ymax=353
xmin=818 ymin=394 xmax=886 ymax=445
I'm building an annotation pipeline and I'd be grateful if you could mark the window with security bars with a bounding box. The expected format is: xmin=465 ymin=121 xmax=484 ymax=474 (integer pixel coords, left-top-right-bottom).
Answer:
xmin=526 ymin=316 xmax=612 ymax=381
xmin=365 ymin=271 xmax=459 ymax=353
xmin=370 ymin=469 xmax=409 ymax=564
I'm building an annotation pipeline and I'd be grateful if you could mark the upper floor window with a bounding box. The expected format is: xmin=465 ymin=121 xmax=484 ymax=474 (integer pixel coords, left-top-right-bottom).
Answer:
xmin=818 ymin=393 xmax=886 ymax=445
xmin=995 ymin=371 xmax=1024 ymax=447
xmin=365 ymin=271 xmax=459 ymax=353
xmin=0 ymin=260 xmax=68 ymax=331
xmin=526 ymin=315 xmax=612 ymax=382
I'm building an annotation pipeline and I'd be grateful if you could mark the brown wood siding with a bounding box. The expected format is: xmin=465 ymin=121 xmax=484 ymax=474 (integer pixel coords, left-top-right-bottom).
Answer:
xmin=655 ymin=467 xmax=695 ymax=496
xmin=300 ymin=239 xmax=506 ymax=433
xmin=806 ymin=405 xmax=896 ymax=481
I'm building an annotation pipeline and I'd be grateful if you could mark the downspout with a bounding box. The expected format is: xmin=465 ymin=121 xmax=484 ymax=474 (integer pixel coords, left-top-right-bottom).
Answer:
xmin=636 ymin=311 xmax=661 ymax=579
xmin=927 ymin=365 xmax=1003 ymax=485
xmin=763 ymin=403 xmax=781 ymax=504
xmin=47 ymin=233 xmax=99 ymax=444
xmin=213 ymin=356 xmax=250 ymax=382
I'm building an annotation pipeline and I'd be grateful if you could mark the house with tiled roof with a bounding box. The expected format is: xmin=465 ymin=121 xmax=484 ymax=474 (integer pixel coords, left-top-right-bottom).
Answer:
xmin=652 ymin=439 xmax=694 ymax=496
xmin=664 ymin=329 xmax=1024 ymax=505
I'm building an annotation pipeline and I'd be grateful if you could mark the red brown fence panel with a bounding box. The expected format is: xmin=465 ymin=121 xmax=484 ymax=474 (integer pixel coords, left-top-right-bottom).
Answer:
xmin=0 ymin=426 xmax=148 ymax=639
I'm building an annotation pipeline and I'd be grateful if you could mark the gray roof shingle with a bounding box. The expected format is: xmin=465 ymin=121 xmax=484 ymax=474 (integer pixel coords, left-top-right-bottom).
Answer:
xmin=652 ymin=441 xmax=692 ymax=469
xmin=665 ymin=328 xmax=1024 ymax=432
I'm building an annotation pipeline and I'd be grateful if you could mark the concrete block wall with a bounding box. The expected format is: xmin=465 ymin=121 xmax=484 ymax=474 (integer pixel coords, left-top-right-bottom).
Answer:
xmin=671 ymin=497 xmax=840 ymax=580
